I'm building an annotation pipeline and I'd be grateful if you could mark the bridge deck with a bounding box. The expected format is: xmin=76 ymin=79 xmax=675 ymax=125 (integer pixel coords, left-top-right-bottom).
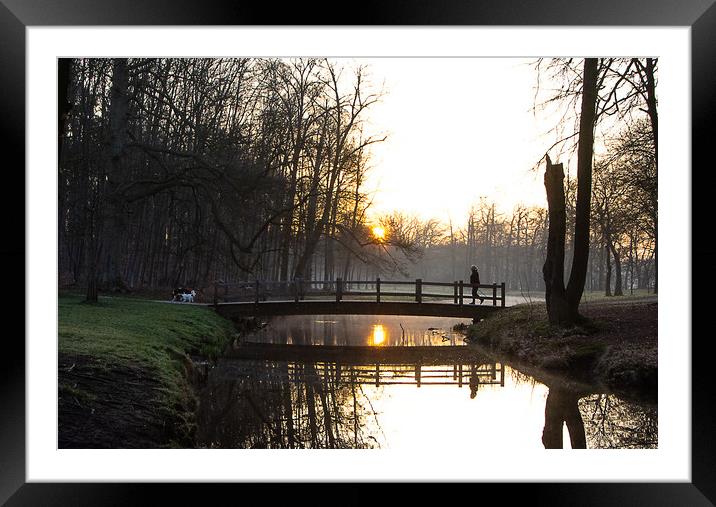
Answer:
xmin=213 ymin=300 xmax=501 ymax=320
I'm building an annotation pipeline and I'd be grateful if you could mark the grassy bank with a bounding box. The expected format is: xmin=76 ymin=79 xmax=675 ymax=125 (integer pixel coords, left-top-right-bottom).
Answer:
xmin=465 ymin=299 xmax=657 ymax=400
xmin=58 ymin=294 xmax=236 ymax=447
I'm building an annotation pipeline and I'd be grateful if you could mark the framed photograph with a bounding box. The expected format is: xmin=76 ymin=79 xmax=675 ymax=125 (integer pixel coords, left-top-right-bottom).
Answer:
xmin=4 ymin=0 xmax=709 ymax=503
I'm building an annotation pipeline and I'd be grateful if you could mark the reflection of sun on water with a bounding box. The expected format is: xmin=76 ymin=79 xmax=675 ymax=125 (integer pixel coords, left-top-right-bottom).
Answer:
xmin=371 ymin=324 xmax=386 ymax=346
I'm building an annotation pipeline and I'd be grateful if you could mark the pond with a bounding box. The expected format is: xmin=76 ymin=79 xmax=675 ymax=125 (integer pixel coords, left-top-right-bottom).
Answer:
xmin=195 ymin=315 xmax=657 ymax=449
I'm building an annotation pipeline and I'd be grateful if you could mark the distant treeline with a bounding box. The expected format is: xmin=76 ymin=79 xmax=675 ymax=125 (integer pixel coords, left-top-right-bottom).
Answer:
xmin=370 ymin=116 xmax=656 ymax=296
xmin=381 ymin=185 xmax=655 ymax=297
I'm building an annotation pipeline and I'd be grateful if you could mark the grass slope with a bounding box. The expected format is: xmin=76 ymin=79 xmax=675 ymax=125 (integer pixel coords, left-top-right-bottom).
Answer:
xmin=58 ymin=294 xmax=235 ymax=446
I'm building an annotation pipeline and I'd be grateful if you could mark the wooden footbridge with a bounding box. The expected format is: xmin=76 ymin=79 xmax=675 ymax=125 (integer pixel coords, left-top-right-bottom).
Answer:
xmin=209 ymin=278 xmax=506 ymax=322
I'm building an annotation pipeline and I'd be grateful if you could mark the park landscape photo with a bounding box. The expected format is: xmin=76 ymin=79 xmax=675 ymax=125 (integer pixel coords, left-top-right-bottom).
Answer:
xmin=57 ymin=56 xmax=658 ymax=451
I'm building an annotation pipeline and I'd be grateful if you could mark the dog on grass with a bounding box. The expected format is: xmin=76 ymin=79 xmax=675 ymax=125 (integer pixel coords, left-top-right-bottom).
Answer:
xmin=172 ymin=287 xmax=196 ymax=303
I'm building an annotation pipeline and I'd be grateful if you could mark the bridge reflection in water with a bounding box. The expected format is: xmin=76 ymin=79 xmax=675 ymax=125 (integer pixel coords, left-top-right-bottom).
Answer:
xmin=195 ymin=314 xmax=658 ymax=450
xmin=211 ymin=358 xmax=505 ymax=389
xmin=196 ymin=356 xmax=506 ymax=449
xmin=196 ymin=355 xmax=657 ymax=450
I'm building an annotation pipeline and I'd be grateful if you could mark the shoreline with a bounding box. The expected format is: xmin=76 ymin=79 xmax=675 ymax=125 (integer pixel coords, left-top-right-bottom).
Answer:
xmin=58 ymin=293 xmax=657 ymax=448
xmin=464 ymin=297 xmax=657 ymax=402
xmin=58 ymin=294 xmax=237 ymax=448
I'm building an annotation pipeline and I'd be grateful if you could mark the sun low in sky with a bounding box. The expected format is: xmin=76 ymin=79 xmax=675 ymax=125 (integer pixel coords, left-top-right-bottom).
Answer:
xmin=371 ymin=226 xmax=386 ymax=241
xmin=354 ymin=58 xmax=564 ymax=225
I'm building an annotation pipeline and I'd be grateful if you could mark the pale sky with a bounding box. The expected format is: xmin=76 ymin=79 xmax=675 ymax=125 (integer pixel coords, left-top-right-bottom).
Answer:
xmin=352 ymin=58 xmax=564 ymax=226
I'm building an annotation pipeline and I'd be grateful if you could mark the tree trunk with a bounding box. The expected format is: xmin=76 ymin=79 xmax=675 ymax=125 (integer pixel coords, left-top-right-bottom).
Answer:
xmin=97 ymin=58 xmax=130 ymax=292
xmin=610 ymin=242 xmax=623 ymax=296
xmin=85 ymin=234 xmax=99 ymax=303
xmin=604 ymin=243 xmax=612 ymax=297
xmin=57 ymin=59 xmax=73 ymax=164
xmin=653 ymin=232 xmax=658 ymax=294
xmin=643 ymin=58 xmax=658 ymax=168
xmin=565 ymin=58 xmax=599 ymax=323
xmin=542 ymin=155 xmax=569 ymax=325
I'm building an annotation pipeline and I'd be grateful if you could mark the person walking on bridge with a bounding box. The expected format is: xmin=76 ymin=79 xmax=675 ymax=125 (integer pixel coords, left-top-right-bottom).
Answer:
xmin=470 ymin=265 xmax=484 ymax=305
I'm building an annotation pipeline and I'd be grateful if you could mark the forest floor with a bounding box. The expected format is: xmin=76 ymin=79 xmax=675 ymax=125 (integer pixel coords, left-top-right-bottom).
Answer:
xmin=58 ymin=294 xmax=236 ymax=448
xmin=464 ymin=296 xmax=658 ymax=402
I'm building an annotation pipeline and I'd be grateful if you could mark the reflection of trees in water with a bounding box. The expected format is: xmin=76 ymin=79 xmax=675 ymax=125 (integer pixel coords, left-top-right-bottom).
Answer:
xmin=195 ymin=359 xmax=656 ymax=449
xmin=252 ymin=316 xmax=468 ymax=346
xmin=542 ymin=390 xmax=657 ymax=449
xmin=196 ymin=361 xmax=382 ymax=448
xmin=542 ymin=388 xmax=587 ymax=449
xmin=196 ymin=360 xmax=499 ymax=448
xmin=508 ymin=367 xmax=539 ymax=389
xmin=501 ymin=364 xmax=657 ymax=449
xmin=579 ymin=394 xmax=657 ymax=449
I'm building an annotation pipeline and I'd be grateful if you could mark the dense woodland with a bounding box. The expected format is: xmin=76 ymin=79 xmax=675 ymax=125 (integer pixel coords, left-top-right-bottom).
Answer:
xmin=58 ymin=57 xmax=657 ymax=300
xmin=59 ymin=58 xmax=391 ymax=299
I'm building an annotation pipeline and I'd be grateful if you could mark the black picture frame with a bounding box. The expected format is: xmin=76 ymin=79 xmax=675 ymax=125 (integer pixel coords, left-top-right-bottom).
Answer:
xmin=2 ymin=1 xmax=709 ymax=504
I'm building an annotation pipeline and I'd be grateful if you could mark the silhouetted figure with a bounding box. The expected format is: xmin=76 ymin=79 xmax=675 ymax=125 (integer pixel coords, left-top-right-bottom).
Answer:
xmin=469 ymin=365 xmax=480 ymax=399
xmin=469 ymin=265 xmax=484 ymax=305
xmin=542 ymin=387 xmax=587 ymax=449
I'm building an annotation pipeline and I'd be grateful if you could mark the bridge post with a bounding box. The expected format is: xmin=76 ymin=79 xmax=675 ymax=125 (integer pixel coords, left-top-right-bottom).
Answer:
xmin=501 ymin=282 xmax=506 ymax=307
xmin=255 ymin=280 xmax=260 ymax=304
xmin=492 ymin=283 xmax=497 ymax=306
xmin=458 ymin=280 xmax=464 ymax=306
xmin=453 ymin=281 xmax=458 ymax=304
xmin=336 ymin=277 xmax=343 ymax=302
xmin=376 ymin=277 xmax=381 ymax=303
xmin=415 ymin=278 xmax=422 ymax=303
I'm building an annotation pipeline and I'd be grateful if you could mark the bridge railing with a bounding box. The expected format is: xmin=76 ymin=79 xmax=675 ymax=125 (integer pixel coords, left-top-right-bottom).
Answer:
xmin=260 ymin=362 xmax=505 ymax=388
xmin=212 ymin=278 xmax=506 ymax=307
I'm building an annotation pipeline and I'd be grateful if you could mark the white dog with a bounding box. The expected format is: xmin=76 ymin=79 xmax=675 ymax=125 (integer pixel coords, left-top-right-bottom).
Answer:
xmin=180 ymin=290 xmax=196 ymax=303
xmin=172 ymin=288 xmax=196 ymax=303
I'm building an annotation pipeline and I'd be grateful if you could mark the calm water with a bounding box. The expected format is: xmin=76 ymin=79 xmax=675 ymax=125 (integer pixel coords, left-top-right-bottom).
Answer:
xmin=195 ymin=315 xmax=657 ymax=449
xmin=234 ymin=314 xmax=472 ymax=346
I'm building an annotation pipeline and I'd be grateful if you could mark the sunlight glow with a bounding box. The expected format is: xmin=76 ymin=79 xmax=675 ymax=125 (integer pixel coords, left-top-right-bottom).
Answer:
xmin=359 ymin=58 xmax=554 ymax=224
xmin=372 ymin=226 xmax=386 ymax=241
xmin=370 ymin=324 xmax=387 ymax=346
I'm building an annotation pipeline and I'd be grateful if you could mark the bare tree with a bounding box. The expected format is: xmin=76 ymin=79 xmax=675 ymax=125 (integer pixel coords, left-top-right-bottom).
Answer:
xmin=59 ymin=58 xmax=388 ymax=298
